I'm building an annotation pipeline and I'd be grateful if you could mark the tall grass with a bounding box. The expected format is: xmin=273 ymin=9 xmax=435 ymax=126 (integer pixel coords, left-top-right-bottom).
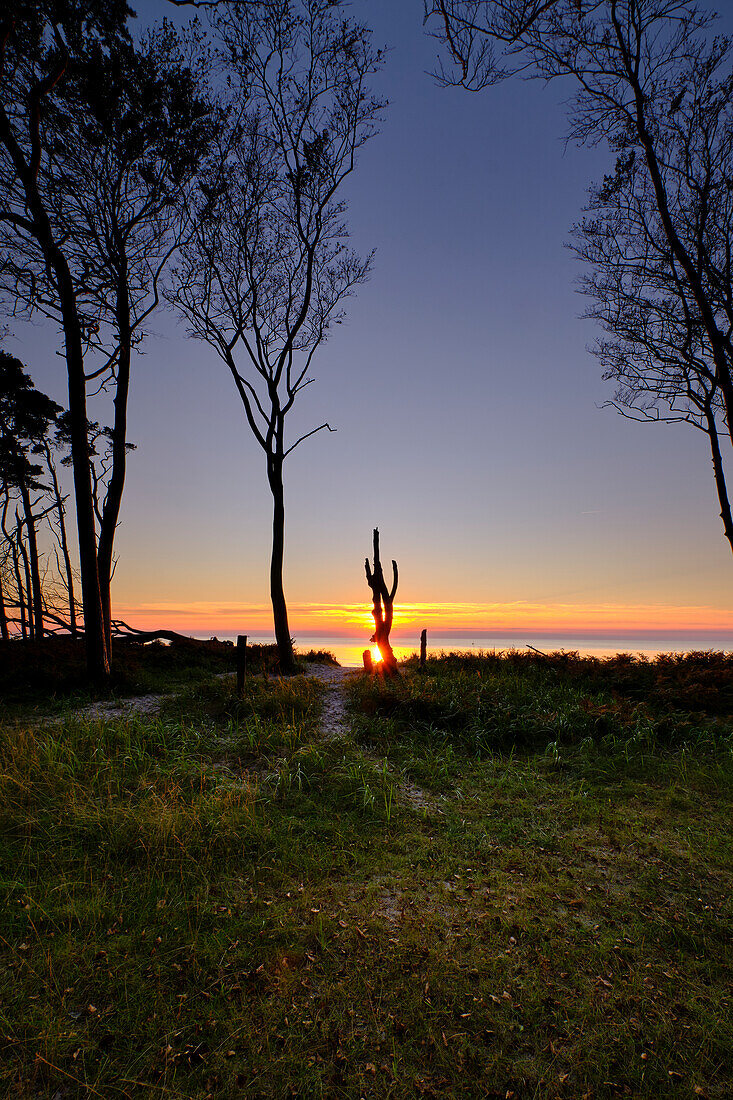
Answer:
xmin=1 ymin=655 xmax=731 ymax=1098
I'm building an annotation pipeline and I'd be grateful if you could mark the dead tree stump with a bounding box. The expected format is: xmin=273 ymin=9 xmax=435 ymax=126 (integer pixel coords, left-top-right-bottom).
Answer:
xmin=365 ymin=527 xmax=399 ymax=678
xmin=236 ymin=634 xmax=247 ymax=695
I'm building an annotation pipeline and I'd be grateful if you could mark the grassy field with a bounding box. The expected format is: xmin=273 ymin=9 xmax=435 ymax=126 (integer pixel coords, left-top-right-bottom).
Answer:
xmin=1 ymin=650 xmax=731 ymax=1098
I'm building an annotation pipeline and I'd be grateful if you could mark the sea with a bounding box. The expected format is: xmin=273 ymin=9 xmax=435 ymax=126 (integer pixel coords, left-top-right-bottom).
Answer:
xmin=191 ymin=632 xmax=733 ymax=668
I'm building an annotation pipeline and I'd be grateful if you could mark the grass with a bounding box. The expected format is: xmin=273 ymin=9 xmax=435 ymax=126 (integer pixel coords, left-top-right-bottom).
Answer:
xmin=0 ymin=635 xmax=337 ymax=720
xmin=1 ymin=650 xmax=731 ymax=1098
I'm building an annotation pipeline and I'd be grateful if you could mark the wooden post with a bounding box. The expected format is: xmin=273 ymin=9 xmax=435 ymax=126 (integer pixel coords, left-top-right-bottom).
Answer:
xmin=362 ymin=648 xmax=373 ymax=673
xmin=419 ymin=629 xmax=427 ymax=670
xmin=236 ymin=634 xmax=247 ymax=694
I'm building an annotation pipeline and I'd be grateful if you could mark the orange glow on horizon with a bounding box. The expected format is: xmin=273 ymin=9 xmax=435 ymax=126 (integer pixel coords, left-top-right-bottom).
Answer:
xmin=111 ymin=596 xmax=733 ymax=638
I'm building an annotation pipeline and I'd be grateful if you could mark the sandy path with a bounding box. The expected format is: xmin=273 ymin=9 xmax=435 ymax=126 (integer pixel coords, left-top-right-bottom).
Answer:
xmin=302 ymin=662 xmax=354 ymax=740
xmin=304 ymin=662 xmax=440 ymax=815
xmin=78 ymin=694 xmax=171 ymax=722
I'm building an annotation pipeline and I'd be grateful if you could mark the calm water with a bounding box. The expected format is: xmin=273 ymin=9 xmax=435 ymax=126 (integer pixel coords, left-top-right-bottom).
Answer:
xmin=195 ymin=632 xmax=733 ymax=668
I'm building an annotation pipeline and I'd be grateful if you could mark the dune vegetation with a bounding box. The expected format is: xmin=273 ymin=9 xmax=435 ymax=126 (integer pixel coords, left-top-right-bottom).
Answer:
xmin=1 ymin=648 xmax=732 ymax=1098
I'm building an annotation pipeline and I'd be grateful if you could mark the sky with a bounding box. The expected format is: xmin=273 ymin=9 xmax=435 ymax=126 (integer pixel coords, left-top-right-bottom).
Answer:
xmin=8 ymin=0 xmax=733 ymax=647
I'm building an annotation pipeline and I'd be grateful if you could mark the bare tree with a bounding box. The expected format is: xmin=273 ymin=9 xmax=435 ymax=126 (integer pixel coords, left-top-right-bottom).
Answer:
xmin=426 ymin=0 xmax=733 ymax=553
xmin=364 ymin=527 xmax=399 ymax=677
xmin=173 ymin=0 xmax=384 ymax=672
xmin=571 ymin=92 xmax=733 ymax=550
xmin=0 ymin=352 xmax=62 ymax=638
xmin=1 ymin=492 xmax=24 ymax=638
xmin=0 ymin=457 xmax=87 ymax=641
xmin=0 ymin=353 xmax=88 ymax=639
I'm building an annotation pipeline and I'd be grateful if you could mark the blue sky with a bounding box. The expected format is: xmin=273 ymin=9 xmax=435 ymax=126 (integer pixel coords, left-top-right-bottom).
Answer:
xmin=10 ymin=0 xmax=733 ymax=641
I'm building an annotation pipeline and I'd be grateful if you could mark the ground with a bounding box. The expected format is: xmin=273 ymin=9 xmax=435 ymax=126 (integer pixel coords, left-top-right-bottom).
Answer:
xmin=1 ymin=649 xmax=731 ymax=1098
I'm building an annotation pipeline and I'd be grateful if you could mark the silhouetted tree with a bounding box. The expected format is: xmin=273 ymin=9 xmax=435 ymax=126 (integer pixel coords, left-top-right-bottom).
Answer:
xmin=0 ymin=354 xmax=86 ymax=640
xmin=426 ymin=0 xmax=733 ymax=554
xmin=0 ymin=352 xmax=62 ymax=638
xmin=365 ymin=528 xmax=399 ymax=677
xmin=571 ymin=108 xmax=733 ymax=551
xmin=0 ymin=1 xmax=132 ymax=675
xmin=0 ymin=492 xmax=30 ymax=640
xmin=45 ymin=26 xmax=214 ymax=650
xmin=0 ymin=2 xmax=214 ymax=674
xmin=173 ymin=0 xmax=384 ymax=672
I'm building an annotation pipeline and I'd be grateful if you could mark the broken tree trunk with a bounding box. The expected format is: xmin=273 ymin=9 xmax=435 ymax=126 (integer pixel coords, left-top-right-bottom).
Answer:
xmin=236 ymin=634 xmax=247 ymax=695
xmin=364 ymin=527 xmax=399 ymax=677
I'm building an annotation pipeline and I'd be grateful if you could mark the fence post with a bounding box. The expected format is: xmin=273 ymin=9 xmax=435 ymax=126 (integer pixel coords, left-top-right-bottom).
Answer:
xmin=236 ymin=634 xmax=247 ymax=695
xmin=419 ymin=629 xmax=427 ymax=670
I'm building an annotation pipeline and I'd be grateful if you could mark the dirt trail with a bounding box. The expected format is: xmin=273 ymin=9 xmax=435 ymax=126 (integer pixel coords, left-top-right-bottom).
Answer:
xmin=303 ymin=662 xmax=353 ymax=740
xmin=304 ymin=662 xmax=440 ymax=815
xmin=78 ymin=694 xmax=171 ymax=722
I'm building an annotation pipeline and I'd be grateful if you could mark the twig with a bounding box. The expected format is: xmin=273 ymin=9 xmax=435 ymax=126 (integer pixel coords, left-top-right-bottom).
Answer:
xmin=33 ymin=1055 xmax=108 ymax=1098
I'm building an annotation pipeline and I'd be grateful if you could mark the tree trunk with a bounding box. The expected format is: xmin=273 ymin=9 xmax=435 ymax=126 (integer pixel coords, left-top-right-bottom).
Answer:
xmin=0 ymin=566 xmax=8 ymax=640
xmin=98 ymin=266 xmax=131 ymax=654
xmin=113 ymin=626 xmax=204 ymax=645
xmin=706 ymin=406 xmax=733 ymax=556
xmin=267 ymin=455 xmax=296 ymax=673
xmin=45 ymin=441 xmax=77 ymax=635
xmin=19 ymin=480 xmax=44 ymax=638
xmin=0 ymin=494 xmax=10 ymax=638
xmin=16 ymin=517 xmax=33 ymax=640
xmin=64 ymin=286 xmax=109 ymax=679
xmin=365 ymin=528 xmax=399 ymax=677
xmin=372 ymin=616 xmax=398 ymax=675
xmin=10 ymin=538 xmax=27 ymax=639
